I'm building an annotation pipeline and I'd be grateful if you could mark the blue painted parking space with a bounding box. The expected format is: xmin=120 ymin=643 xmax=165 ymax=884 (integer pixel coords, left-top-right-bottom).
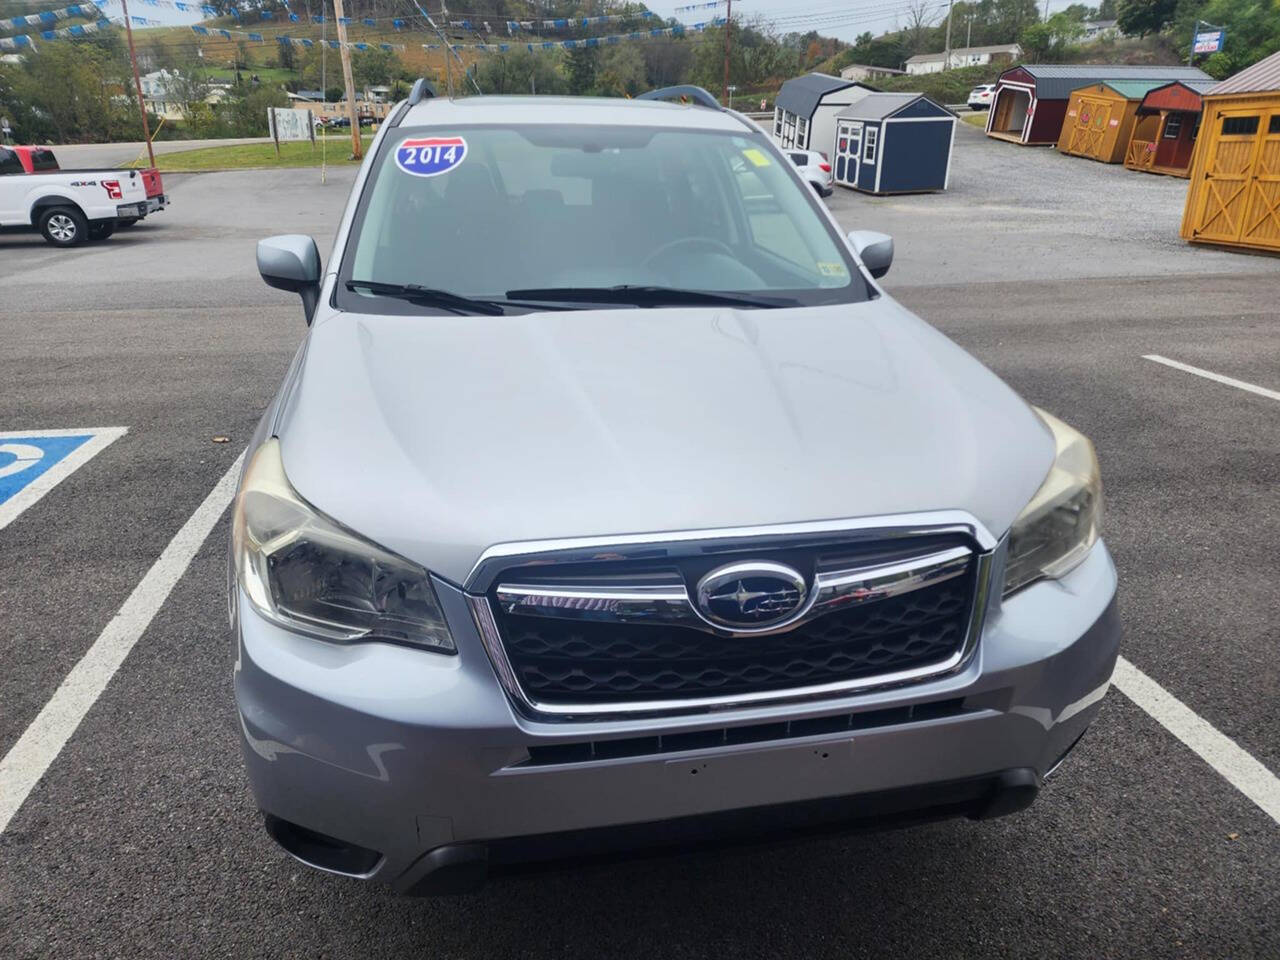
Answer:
xmin=0 ymin=428 xmax=127 ymax=531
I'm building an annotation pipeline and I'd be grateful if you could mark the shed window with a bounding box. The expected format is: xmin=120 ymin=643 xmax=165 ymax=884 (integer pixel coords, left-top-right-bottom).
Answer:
xmin=1271 ymin=115 xmax=1280 ymax=134
xmin=1221 ymin=116 xmax=1259 ymax=136
xmin=773 ymin=107 xmax=783 ymax=136
xmin=863 ymin=127 xmax=878 ymax=164
xmin=796 ymin=116 xmax=808 ymax=144
xmin=1162 ymin=114 xmax=1182 ymax=139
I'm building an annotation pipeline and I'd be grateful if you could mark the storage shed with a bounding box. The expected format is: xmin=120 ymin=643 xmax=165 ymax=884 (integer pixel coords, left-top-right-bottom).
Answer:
xmin=987 ymin=64 xmax=1210 ymax=145
xmin=1182 ymin=51 xmax=1280 ymax=253
xmin=1124 ymin=80 xmax=1216 ymax=177
xmin=832 ymin=93 xmax=957 ymax=194
xmin=772 ymin=73 xmax=875 ymax=153
xmin=1057 ymin=80 xmax=1183 ymax=163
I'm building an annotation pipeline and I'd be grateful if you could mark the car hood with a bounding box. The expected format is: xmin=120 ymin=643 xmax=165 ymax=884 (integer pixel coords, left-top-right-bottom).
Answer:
xmin=278 ymin=300 xmax=1053 ymax=587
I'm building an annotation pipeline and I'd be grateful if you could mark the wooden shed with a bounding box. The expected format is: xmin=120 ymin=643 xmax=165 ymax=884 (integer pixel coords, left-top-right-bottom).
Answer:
xmin=987 ymin=64 xmax=1210 ymax=146
xmin=832 ymin=93 xmax=956 ymax=194
xmin=1182 ymin=51 xmax=1280 ymax=253
xmin=772 ymin=73 xmax=876 ymax=155
xmin=1057 ymin=80 xmax=1183 ymax=164
xmin=1124 ymin=80 xmax=1216 ymax=177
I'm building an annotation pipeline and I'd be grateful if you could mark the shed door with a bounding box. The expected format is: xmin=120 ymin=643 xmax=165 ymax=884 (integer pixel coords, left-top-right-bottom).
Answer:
xmin=1242 ymin=112 xmax=1280 ymax=247
xmin=835 ymin=121 xmax=862 ymax=186
xmin=1067 ymin=95 xmax=1112 ymax=157
xmin=1194 ymin=109 xmax=1270 ymax=245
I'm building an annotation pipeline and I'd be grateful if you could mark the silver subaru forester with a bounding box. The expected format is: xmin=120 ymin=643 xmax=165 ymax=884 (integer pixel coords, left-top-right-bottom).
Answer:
xmin=232 ymin=84 xmax=1120 ymax=894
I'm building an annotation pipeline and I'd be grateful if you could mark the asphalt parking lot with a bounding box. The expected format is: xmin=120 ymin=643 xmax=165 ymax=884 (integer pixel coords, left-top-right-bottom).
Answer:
xmin=1 ymin=120 xmax=1277 ymax=959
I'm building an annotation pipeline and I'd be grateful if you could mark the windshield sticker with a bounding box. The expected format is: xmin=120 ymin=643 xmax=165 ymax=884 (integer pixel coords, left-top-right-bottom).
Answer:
xmin=817 ymin=262 xmax=848 ymax=278
xmin=395 ymin=136 xmax=468 ymax=177
xmin=741 ymin=148 xmax=771 ymax=167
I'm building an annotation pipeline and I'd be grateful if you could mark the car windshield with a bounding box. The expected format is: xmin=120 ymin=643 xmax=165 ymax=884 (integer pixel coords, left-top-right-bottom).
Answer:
xmin=338 ymin=123 xmax=869 ymax=314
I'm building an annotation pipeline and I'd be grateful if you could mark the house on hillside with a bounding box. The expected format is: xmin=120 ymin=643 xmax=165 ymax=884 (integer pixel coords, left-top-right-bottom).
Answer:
xmin=138 ymin=69 xmax=229 ymax=122
xmin=840 ymin=63 xmax=906 ymax=83
xmin=986 ymin=64 xmax=1210 ymax=145
xmin=904 ymin=44 xmax=1022 ymax=76
xmin=1083 ymin=19 xmax=1119 ymax=42
xmin=772 ymin=73 xmax=876 ymax=154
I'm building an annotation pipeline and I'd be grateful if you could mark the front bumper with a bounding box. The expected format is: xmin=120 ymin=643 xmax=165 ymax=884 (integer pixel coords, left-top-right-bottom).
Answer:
xmin=233 ymin=539 xmax=1120 ymax=891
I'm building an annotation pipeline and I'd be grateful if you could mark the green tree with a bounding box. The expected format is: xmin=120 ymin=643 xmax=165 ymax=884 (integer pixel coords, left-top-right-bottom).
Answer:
xmin=565 ymin=45 xmax=599 ymax=95
xmin=596 ymin=43 xmax=646 ymax=97
xmin=1021 ymin=11 xmax=1085 ymax=58
xmin=475 ymin=50 xmax=569 ymax=95
xmin=1116 ymin=0 xmax=1178 ymax=37
xmin=3 ymin=40 xmax=141 ymax=143
xmin=224 ymin=84 xmax=290 ymax=136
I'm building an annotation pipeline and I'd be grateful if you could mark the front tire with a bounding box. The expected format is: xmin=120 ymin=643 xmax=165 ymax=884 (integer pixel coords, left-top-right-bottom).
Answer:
xmin=88 ymin=222 xmax=115 ymax=241
xmin=39 ymin=206 xmax=87 ymax=247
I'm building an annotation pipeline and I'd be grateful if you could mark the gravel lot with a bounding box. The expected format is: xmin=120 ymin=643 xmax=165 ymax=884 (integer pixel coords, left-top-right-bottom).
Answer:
xmin=0 ymin=121 xmax=1276 ymax=959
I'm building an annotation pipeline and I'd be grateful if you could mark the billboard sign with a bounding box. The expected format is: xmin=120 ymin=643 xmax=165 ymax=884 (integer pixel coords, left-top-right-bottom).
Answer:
xmin=268 ymin=107 xmax=315 ymax=143
xmin=1193 ymin=29 xmax=1225 ymax=54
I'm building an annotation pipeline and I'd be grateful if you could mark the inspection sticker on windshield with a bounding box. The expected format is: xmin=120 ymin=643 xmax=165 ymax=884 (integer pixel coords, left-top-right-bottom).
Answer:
xmin=395 ymin=136 xmax=468 ymax=177
xmin=741 ymin=148 xmax=771 ymax=167
xmin=817 ymin=262 xmax=848 ymax=277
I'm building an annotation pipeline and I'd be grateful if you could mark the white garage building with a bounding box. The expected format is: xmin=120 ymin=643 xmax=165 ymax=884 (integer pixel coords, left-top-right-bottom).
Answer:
xmin=772 ymin=73 xmax=876 ymax=155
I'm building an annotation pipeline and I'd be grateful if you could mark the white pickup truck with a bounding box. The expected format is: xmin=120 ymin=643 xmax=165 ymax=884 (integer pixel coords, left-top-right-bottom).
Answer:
xmin=0 ymin=145 xmax=151 ymax=246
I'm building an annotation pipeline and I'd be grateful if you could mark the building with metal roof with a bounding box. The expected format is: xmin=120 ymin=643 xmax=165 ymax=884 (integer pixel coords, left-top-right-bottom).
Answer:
xmin=771 ymin=73 xmax=876 ymax=154
xmin=1124 ymin=80 xmax=1217 ymax=177
xmin=1181 ymin=51 xmax=1280 ymax=253
xmin=831 ymin=93 xmax=956 ymax=194
xmin=1057 ymin=79 xmax=1193 ymax=164
xmin=986 ymin=64 xmax=1211 ymax=145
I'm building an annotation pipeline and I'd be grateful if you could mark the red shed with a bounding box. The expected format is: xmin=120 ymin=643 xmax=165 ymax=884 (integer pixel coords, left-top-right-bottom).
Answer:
xmin=987 ymin=64 xmax=1211 ymax=145
xmin=1123 ymin=79 xmax=1216 ymax=177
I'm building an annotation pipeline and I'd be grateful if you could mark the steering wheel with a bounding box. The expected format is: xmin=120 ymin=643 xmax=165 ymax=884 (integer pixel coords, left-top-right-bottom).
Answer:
xmin=643 ymin=236 xmax=735 ymax=269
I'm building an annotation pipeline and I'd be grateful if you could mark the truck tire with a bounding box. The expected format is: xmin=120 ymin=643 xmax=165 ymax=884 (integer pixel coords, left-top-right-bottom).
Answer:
xmin=39 ymin=205 xmax=87 ymax=247
xmin=88 ymin=222 xmax=115 ymax=241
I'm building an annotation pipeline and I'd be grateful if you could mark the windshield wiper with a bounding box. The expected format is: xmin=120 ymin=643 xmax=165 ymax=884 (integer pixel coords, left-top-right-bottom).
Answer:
xmin=504 ymin=285 xmax=796 ymax=309
xmin=346 ymin=280 xmax=508 ymax=316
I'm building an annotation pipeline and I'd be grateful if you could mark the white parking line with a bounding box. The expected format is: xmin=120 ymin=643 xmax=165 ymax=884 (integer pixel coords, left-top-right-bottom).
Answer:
xmin=1144 ymin=355 xmax=1280 ymax=402
xmin=0 ymin=427 xmax=127 ymax=532
xmin=0 ymin=453 xmax=244 ymax=834
xmin=1113 ymin=656 xmax=1280 ymax=825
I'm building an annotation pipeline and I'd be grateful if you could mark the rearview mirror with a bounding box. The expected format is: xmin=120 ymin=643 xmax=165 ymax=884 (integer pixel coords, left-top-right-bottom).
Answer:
xmin=847 ymin=230 xmax=894 ymax=280
xmin=258 ymin=234 xmax=322 ymax=324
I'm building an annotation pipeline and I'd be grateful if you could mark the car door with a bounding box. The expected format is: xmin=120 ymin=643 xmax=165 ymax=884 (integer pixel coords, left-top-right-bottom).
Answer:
xmin=0 ymin=147 xmax=26 ymax=223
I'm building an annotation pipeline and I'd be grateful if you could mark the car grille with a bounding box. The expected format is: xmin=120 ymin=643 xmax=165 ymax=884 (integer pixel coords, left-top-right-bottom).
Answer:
xmin=483 ymin=543 xmax=979 ymax=709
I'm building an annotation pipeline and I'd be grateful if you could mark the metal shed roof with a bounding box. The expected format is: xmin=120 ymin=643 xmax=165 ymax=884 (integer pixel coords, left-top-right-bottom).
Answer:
xmin=1093 ymin=79 xmax=1193 ymax=100
xmin=1010 ymin=64 xmax=1211 ymax=100
xmin=835 ymin=92 xmax=952 ymax=121
xmin=1210 ymin=50 xmax=1280 ymax=96
xmin=776 ymin=73 xmax=860 ymax=119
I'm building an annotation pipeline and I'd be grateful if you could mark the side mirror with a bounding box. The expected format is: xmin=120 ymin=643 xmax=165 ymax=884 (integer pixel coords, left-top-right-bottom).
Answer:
xmin=258 ymin=234 xmax=322 ymax=324
xmin=847 ymin=230 xmax=894 ymax=280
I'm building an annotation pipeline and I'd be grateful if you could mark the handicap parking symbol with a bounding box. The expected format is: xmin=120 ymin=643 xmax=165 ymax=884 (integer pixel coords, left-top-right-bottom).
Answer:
xmin=0 ymin=428 xmax=127 ymax=530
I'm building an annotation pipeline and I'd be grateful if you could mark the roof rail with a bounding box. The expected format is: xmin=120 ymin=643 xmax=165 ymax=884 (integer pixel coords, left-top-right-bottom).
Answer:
xmin=636 ymin=85 xmax=724 ymax=110
xmin=408 ymin=78 xmax=437 ymax=105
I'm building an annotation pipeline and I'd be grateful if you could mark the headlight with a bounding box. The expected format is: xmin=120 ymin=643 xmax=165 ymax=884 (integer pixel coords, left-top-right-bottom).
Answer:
xmin=1003 ymin=409 xmax=1102 ymax=596
xmin=231 ymin=439 xmax=455 ymax=653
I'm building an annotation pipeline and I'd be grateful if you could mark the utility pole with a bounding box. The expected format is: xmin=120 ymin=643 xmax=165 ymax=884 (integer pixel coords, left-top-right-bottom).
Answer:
xmin=118 ymin=0 xmax=155 ymax=168
xmin=943 ymin=0 xmax=954 ymax=71
xmin=722 ymin=0 xmax=732 ymax=106
xmin=966 ymin=14 xmax=972 ymax=49
xmin=331 ymin=0 xmax=362 ymax=159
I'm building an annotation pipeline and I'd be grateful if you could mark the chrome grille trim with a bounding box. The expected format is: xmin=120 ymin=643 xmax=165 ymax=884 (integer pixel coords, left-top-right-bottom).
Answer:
xmin=466 ymin=518 xmax=996 ymax=721
xmin=463 ymin=509 xmax=998 ymax=594
xmin=495 ymin=544 xmax=973 ymax=638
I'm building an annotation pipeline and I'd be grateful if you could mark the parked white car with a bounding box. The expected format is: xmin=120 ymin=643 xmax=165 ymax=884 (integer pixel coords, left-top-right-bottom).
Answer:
xmin=0 ymin=145 xmax=150 ymax=246
xmin=787 ymin=148 xmax=833 ymax=197
xmin=967 ymin=84 xmax=996 ymax=110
